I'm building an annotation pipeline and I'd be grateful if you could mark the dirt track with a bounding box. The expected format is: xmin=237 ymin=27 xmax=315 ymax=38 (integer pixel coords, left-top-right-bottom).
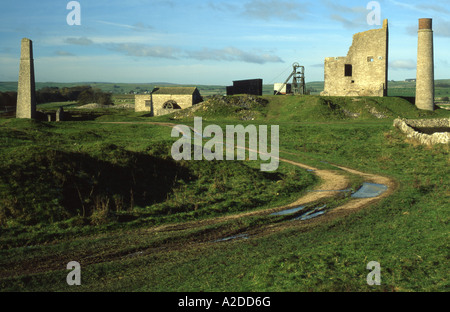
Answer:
xmin=101 ymin=121 xmax=397 ymax=237
xmin=0 ymin=122 xmax=397 ymax=280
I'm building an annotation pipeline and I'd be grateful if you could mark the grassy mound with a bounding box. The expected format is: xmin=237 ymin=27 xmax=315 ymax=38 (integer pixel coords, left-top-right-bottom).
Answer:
xmin=167 ymin=94 xmax=449 ymax=123
xmin=0 ymin=144 xmax=192 ymax=226
xmin=172 ymin=94 xmax=269 ymax=121
xmin=0 ymin=120 xmax=316 ymax=229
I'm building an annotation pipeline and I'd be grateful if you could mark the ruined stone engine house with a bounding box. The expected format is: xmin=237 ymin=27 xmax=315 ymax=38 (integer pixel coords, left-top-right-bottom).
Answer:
xmin=321 ymin=19 xmax=389 ymax=97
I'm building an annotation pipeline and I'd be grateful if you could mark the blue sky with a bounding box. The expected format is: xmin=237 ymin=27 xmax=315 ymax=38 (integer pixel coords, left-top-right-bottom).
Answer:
xmin=0 ymin=0 xmax=449 ymax=85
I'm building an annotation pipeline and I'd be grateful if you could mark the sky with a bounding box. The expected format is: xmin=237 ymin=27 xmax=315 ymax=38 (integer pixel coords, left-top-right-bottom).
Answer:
xmin=0 ymin=0 xmax=449 ymax=85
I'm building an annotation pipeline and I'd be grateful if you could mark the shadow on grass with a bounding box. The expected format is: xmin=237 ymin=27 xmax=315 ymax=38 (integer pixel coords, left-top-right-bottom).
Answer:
xmin=0 ymin=144 xmax=194 ymax=226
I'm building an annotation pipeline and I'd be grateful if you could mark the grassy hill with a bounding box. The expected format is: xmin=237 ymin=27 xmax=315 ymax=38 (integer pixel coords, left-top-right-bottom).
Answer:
xmin=0 ymin=80 xmax=333 ymax=96
xmin=164 ymin=94 xmax=448 ymax=124
xmin=0 ymin=82 xmax=226 ymax=96
xmin=2 ymin=79 xmax=450 ymax=99
xmin=0 ymin=93 xmax=448 ymax=292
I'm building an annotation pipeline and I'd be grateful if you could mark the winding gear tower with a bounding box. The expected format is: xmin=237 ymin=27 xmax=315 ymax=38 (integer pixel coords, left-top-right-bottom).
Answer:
xmin=415 ymin=18 xmax=435 ymax=111
xmin=16 ymin=38 xmax=36 ymax=119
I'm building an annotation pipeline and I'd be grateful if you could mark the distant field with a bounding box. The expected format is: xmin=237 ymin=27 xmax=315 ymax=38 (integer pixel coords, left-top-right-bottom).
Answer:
xmin=2 ymin=80 xmax=450 ymax=99
xmin=0 ymin=82 xmax=227 ymax=96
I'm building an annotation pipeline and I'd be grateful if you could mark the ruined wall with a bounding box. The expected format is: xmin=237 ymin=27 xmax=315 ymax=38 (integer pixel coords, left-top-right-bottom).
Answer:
xmin=321 ymin=19 xmax=388 ymax=97
xmin=393 ymin=118 xmax=449 ymax=145
xmin=135 ymin=94 xmax=152 ymax=113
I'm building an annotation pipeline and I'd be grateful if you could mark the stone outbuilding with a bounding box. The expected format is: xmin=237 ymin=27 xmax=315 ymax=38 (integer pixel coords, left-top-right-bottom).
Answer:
xmin=135 ymin=87 xmax=202 ymax=116
xmin=321 ymin=19 xmax=389 ymax=97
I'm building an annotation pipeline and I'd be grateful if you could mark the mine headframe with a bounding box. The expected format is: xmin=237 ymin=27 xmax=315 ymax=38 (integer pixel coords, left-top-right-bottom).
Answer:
xmin=275 ymin=62 xmax=305 ymax=95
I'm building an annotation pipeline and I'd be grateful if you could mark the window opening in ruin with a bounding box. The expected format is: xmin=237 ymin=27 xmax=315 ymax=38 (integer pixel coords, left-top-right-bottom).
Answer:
xmin=145 ymin=100 xmax=151 ymax=107
xmin=345 ymin=64 xmax=352 ymax=77
xmin=367 ymin=56 xmax=374 ymax=62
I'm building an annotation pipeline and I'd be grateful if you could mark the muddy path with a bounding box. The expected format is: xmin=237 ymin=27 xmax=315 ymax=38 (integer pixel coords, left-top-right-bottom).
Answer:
xmin=0 ymin=122 xmax=397 ymax=280
xmin=99 ymin=121 xmax=397 ymax=236
xmin=96 ymin=121 xmax=396 ymax=244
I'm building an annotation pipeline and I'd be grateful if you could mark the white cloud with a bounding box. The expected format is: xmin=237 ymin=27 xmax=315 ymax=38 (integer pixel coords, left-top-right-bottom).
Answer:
xmin=207 ymin=1 xmax=239 ymax=12
xmin=208 ymin=0 xmax=307 ymax=21
xmin=389 ymin=0 xmax=450 ymax=15
xmin=416 ymin=4 xmax=450 ymax=15
xmin=324 ymin=1 xmax=368 ymax=14
xmin=186 ymin=46 xmax=284 ymax=64
xmin=65 ymin=37 xmax=94 ymax=46
xmin=330 ymin=14 xmax=367 ymax=30
xmin=390 ymin=59 xmax=416 ymax=70
xmin=242 ymin=0 xmax=307 ymax=20
xmin=434 ymin=20 xmax=450 ymax=37
xmin=54 ymin=50 xmax=75 ymax=56
xmin=109 ymin=43 xmax=181 ymax=59
xmin=96 ymin=20 xmax=153 ymax=32
xmin=325 ymin=0 xmax=376 ymax=29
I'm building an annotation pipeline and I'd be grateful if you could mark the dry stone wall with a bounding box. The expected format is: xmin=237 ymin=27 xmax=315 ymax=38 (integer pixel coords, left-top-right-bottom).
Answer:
xmin=393 ymin=118 xmax=449 ymax=145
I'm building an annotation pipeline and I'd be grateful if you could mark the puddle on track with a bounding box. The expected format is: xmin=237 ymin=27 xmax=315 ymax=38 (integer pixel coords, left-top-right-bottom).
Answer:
xmin=213 ymin=183 xmax=388 ymax=243
xmin=295 ymin=210 xmax=326 ymax=221
xmin=270 ymin=183 xmax=388 ymax=223
xmin=351 ymin=183 xmax=388 ymax=198
xmin=271 ymin=204 xmax=328 ymax=221
xmin=292 ymin=205 xmax=327 ymax=221
xmin=270 ymin=206 xmax=306 ymax=216
xmin=213 ymin=233 xmax=249 ymax=243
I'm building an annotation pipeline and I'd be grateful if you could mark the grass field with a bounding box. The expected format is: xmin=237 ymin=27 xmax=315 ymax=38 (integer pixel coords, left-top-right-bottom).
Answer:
xmin=3 ymin=79 xmax=450 ymax=98
xmin=0 ymin=93 xmax=448 ymax=293
xmin=0 ymin=82 xmax=227 ymax=97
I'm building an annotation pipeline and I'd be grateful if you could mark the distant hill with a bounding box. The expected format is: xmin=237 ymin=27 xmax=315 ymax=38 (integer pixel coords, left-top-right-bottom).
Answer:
xmin=0 ymin=82 xmax=226 ymax=96
xmin=1 ymin=79 xmax=450 ymax=98
xmin=0 ymin=81 xmax=325 ymax=95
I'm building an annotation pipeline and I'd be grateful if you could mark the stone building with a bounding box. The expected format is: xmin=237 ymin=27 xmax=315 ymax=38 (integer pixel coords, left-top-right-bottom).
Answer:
xmin=135 ymin=87 xmax=202 ymax=116
xmin=321 ymin=19 xmax=389 ymax=97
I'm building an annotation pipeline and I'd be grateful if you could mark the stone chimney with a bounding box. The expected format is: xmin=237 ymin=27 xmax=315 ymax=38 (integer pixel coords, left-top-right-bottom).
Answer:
xmin=16 ymin=38 xmax=37 ymax=119
xmin=416 ymin=18 xmax=435 ymax=111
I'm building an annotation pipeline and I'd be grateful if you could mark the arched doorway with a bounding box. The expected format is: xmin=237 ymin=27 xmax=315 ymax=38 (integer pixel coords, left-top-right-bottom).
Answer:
xmin=163 ymin=100 xmax=181 ymax=109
